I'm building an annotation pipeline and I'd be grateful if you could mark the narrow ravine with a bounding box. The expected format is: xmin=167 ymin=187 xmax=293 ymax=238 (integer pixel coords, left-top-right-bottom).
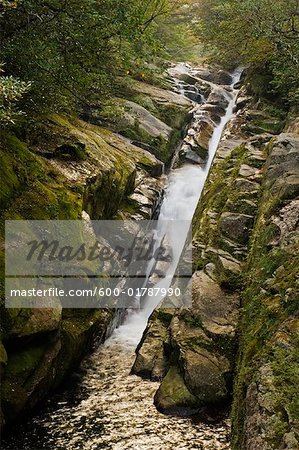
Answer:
xmin=2 ymin=66 xmax=242 ymax=450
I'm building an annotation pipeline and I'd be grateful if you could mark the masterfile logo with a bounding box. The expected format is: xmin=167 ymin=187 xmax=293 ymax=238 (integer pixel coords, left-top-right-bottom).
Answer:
xmin=5 ymin=220 xmax=192 ymax=309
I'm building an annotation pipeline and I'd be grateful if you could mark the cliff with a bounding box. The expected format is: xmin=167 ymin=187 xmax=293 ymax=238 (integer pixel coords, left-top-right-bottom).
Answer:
xmin=0 ymin=75 xmax=191 ymax=428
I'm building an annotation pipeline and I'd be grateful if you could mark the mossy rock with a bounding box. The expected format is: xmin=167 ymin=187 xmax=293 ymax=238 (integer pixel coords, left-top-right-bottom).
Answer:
xmin=154 ymin=365 xmax=198 ymax=415
xmin=54 ymin=142 xmax=86 ymax=161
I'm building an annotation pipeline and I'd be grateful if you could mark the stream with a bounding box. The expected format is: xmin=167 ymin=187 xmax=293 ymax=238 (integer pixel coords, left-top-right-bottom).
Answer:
xmin=2 ymin=65 xmax=242 ymax=450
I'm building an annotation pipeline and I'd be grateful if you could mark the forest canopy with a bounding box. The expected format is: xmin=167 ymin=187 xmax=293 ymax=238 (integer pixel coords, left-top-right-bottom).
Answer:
xmin=0 ymin=0 xmax=298 ymax=126
xmin=197 ymin=0 xmax=299 ymax=106
xmin=0 ymin=0 xmax=196 ymax=121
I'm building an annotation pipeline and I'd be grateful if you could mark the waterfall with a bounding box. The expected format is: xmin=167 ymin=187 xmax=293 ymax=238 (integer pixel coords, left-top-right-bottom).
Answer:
xmin=110 ymin=67 xmax=242 ymax=347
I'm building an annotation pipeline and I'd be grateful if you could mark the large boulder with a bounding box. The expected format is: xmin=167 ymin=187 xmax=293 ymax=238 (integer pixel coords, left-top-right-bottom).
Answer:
xmin=194 ymin=68 xmax=233 ymax=86
xmin=154 ymin=365 xmax=198 ymax=414
xmin=132 ymin=310 xmax=172 ymax=380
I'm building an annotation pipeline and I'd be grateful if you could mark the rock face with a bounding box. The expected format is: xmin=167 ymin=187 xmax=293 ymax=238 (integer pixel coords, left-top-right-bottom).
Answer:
xmin=0 ymin=62 xmax=193 ymax=428
xmin=231 ymin=133 xmax=299 ymax=450
xmin=124 ymin=101 xmax=172 ymax=140
xmin=0 ymin=108 xmax=167 ymax=427
xmin=133 ymin=73 xmax=298 ymax=447
xmin=134 ymin=269 xmax=240 ymax=415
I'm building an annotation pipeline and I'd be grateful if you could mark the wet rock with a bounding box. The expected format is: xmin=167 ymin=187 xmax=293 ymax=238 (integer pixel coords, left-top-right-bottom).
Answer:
xmin=132 ymin=311 xmax=171 ymax=380
xmin=180 ymin=146 xmax=206 ymax=165
xmin=248 ymin=133 xmax=273 ymax=149
xmin=207 ymin=90 xmax=230 ymax=110
xmin=178 ymin=73 xmax=200 ymax=86
xmin=201 ymin=104 xmax=226 ymax=123
xmin=226 ymin=198 xmax=258 ymax=216
xmin=4 ymin=309 xmax=62 ymax=338
xmin=204 ymin=263 xmax=218 ymax=281
xmin=194 ymin=69 xmax=233 ymax=86
xmin=193 ymin=120 xmax=215 ymax=155
xmin=184 ymin=90 xmax=202 ymax=103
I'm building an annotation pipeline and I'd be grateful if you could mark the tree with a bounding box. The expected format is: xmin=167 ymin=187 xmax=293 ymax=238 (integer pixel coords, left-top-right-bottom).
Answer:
xmin=197 ymin=0 xmax=299 ymax=106
xmin=0 ymin=0 xmax=183 ymax=113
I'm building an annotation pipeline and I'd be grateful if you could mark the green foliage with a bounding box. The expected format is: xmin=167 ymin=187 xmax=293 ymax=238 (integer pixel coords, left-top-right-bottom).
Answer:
xmin=0 ymin=66 xmax=31 ymax=126
xmin=197 ymin=0 xmax=299 ymax=107
xmin=0 ymin=0 xmax=194 ymax=115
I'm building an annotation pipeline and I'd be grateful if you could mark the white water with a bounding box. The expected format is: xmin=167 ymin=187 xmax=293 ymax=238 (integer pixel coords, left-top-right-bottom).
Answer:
xmin=111 ymin=67 xmax=242 ymax=348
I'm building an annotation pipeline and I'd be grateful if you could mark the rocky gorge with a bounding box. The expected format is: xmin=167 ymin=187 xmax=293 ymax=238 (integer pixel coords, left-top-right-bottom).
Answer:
xmin=0 ymin=59 xmax=298 ymax=450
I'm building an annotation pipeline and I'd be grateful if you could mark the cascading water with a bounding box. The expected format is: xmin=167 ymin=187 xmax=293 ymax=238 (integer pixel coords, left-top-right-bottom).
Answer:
xmin=2 ymin=66 xmax=242 ymax=450
xmin=112 ymin=66 xmax=242 ymax=347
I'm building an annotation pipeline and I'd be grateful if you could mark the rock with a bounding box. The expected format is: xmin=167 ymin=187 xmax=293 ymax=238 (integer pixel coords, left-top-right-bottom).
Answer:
xmin=154 ymin=365 xmax=198 ymax=414
xmin=219 ymin=256 xmax=241 ymax=275
xmin=178 ymin=73 xmax=200 ymax=86
xmin=132 ymin=311 xmax=171 ymax=380
xmin=235 ymin=95 xmax=251 ymax=110
xmin=219 ymin=212 xmax=254 ymax=245
xmin=234 ymin=178 xmax=260 ymax=194
xmin=132 ymin=80 xmax=191 ymax=108
xmin=248 ymin=133 xmax=273 ymax=149
xmin=264 ymin=133 xmax=299 ymax=200
xmin=243 ymin=110 xmax=284 ymax=135
xmin=217 ymin=138 xmax=245 ymax=159
xmin=194 ymin=68 xmax=233 ymax=85
xmin=233 ymin=81 xmax=242 ymax=89
xmin=207 ymin=90 xmax=230 ymax=109
xmin=183 ymin=89 xmax=202 ymax=103
xmin=125 ymin=100 xmax=172 ymax=140
xmin=201 ymin=104 xmax=226 ymax=123
xmin=272 ymin=199 xmax=299 ymax=245
xmin=231 ymin=129 xmax=299 ymax=449
xmin=5 ymin=308 xmax=62 ymax=338
xmin=238 ymin=164 xmax=261 ymax=179
xmin=193 ymin=119 xmax=215 ymax=155
xmin=283 ymin=432 xmax=299 ymax=449
xmin=182 ymin=348 xmax=230 ymax=404
xmin=182 ymin=149 xmax=205 ymax=165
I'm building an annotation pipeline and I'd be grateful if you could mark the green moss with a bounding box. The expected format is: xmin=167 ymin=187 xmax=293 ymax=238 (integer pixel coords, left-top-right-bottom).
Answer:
xmin=231 ymin=166 xmax=299 ymax=449
xmin=0 ymin=132 xmax=83 ymax=221
xmin=154 ymin=365 xmax=198 ymax=411
xmin=181 ymin=313 xmax=203 ymax=328
xmin=4 ymin=343 xmax=47 ymax=381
